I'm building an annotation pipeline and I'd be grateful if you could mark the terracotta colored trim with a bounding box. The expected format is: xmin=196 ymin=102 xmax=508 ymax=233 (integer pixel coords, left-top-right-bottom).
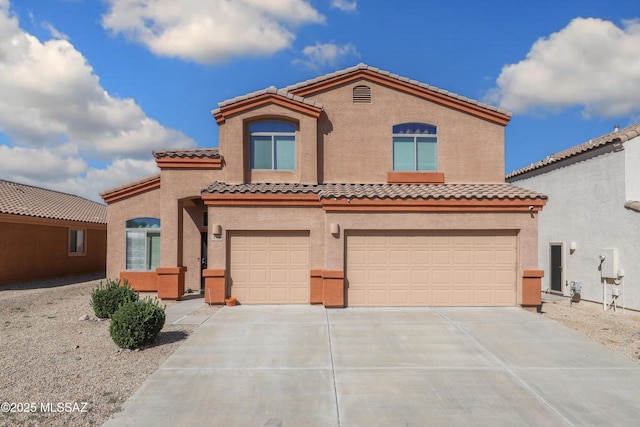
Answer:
xmin=202 ymin=193 xmax=321 ymax=207
xmin=203 ymin=268 xmax=226 ymax=277
xmin=0 ymin=213 xmax=107 ymax=229
xmin=310 ymin=269 xmax=323 ymax=277
xmin=120 ymin=271 xmax=158 ymax=292
xmin=101 ymin=176 xmax=161 ymax=204
xmin=523 ymin=269 xmax=544 ymax=278
xmin=321 ymin=198 xmax=547 ymax=212
xmin=289 ymin=70 xmax=510 ymax=126
xmin=155 ymin=157 xmax=223 ymax=170
xmin=387 ymin=171 xmax=445 ymax=184
xmin=214 ymin=94 xmax=323 ymax=124
xmin=156 ymin=266 xmax=187 ymax=275
xmin=322 ymin=269 xmax=344 ymax=279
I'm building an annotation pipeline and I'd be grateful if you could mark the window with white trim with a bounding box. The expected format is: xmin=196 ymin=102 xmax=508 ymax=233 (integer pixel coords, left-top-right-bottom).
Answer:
xmin=250 ymin=121 xmax=296 ymax=170
xmin=392 ymin=122 xmax=438 ymax=171
xmin=69 ymin=229 xmax=86 ymax=255
xmin=125 ymin=218 xmax=160 ymax=271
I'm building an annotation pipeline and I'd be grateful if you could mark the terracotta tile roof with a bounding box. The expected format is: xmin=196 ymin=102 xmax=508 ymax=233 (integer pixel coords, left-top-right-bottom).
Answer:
xmin=0 ymin=179 xmax=107 ymax=224
xmin=153 ymin=148 xmax=220 ymax=159
xmin=99 ymin=173 xmax=160 ymax=198
xmin=319 ymin=183 xmax=545 ymax=200
xmin=283 ymin=63 xmax=511 ymax=117
xmin=211 ymin=63 xmax=509 ymax=118
xmin=211 ymin=86 xmax=324 ymax=116
xmin=202 ymin=182 xmax=546 ymax=201
xmin=507 ymin=123 xmax=640 ymax=179
xmin=625 ymin=201 xmax=640 ymax=212
xmin=203 ymin=182 xmax=322 ymax=195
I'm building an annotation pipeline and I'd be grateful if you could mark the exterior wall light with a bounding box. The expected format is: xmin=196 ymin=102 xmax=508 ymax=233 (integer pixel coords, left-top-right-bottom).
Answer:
xmin=330 ymin=223 xmax=340 ymax=237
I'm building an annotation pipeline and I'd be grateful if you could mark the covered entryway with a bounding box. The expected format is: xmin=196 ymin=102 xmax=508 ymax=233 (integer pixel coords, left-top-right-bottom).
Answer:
xmin=346 ymin=231 xmax=517 ymax=306
xmin=229 ymin=232 xmax=310 ymax=304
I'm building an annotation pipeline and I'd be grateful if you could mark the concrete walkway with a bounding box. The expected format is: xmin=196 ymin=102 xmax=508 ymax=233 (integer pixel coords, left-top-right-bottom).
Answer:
xmin=104 ymin=304 xmax=640 ymax=426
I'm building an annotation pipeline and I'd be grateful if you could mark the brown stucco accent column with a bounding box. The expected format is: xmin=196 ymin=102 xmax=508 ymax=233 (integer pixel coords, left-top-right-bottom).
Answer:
xmin=521 ymin=269 xmax=544 ymax=311
xmin=322 ymin=270 xmax=345 ymax=308
xmin=203 ymin=269 xmax=226 ymax=304
xmin=310 ymin=269 xmax=324 ymax=304
xmin=156 ymin=267 xmax=186 ymax=300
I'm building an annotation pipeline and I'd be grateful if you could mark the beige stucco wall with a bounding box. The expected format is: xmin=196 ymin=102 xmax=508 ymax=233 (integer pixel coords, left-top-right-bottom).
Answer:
xmin=207 ymin=204 xmax=538 ymax=304
xmin=218 ymin=104 xmax=318 ymax=184
xmin=105 ymin=187 xmax=161 ymax=280
xmin=207 ymin=206 xmax=325 ymax=272
xmin=306 ymin=80 xmax=505 ymax=184
xmin=158 ymin=168 xmax=223 ymax=290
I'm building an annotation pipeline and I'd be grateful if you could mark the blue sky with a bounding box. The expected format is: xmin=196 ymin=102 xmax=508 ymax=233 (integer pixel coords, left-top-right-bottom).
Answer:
xmin=0 ymin=0 xmax=639 ymax=201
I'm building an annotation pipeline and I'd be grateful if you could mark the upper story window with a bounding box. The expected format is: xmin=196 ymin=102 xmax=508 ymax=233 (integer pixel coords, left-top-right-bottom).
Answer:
xmin=392 ymin=123 xmax=438 ymax=171
xmin=250 ymin=121 xmax=296 ymax=170
xmin=125 ymin=217 xmax=160 ymax=271
xmin=353 ymin=85 xmax=371 ymax=103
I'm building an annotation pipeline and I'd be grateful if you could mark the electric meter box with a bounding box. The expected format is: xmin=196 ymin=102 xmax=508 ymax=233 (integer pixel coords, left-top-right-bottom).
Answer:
xmin=600 ymin=248 xmax=618 ymax=279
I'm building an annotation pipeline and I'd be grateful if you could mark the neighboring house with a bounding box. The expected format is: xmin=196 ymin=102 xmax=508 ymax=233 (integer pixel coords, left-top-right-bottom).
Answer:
xmin=0 ymin=180 xmax=107 ymax=285
xmin=101 ymin=64 xmax=547 ymax=308
xmin=507 ymin=123 xmax=640 ymax=311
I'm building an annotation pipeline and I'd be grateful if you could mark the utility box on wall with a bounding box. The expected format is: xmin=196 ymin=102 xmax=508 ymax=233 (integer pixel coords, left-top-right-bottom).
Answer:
xmin=600 ymin=248 xmax=619 ymax=279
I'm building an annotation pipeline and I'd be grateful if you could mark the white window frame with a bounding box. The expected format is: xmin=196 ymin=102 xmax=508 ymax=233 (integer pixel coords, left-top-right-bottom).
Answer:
xmin=125 ymin=218 xmax=161 ymax=271
xmin=250 ymin=121 xmax=296 ymax=170
xmin=392 ymin=123 xmax=438 ymax=172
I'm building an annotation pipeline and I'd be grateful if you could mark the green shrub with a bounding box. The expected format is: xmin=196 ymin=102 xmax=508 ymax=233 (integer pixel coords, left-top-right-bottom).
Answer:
xmin=90 ymin=279 xmax=139 ymax=319
xmin=109 ymin=298 xmax=166 ymax=349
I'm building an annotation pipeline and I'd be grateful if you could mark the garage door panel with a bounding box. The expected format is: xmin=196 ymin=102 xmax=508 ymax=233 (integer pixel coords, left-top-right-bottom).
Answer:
xmin=347 ymin=233 xmax=516 ymax=307
xmin=230 ymin=233 xmax=309 ymax=304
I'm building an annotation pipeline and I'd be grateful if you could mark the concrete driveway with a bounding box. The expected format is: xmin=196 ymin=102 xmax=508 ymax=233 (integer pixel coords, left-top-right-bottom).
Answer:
xmin=104 ymin=305 xmax=640 ymax=426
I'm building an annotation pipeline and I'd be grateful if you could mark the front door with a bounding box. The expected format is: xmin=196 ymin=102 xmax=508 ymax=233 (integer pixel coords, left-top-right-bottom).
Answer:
xmin=200 ymin=232 xmax=208 ymax=289
xmin=550 ymin=244 xmax=562 ymax=292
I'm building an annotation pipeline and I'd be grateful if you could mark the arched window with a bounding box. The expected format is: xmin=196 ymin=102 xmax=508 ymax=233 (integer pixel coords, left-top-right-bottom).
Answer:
xmin=392 ymin=122 xmax=437 ymax=171
xmin=250 ymin=121 xmax=296 ymax=170
xmin=125 ymin=217 xmax=160 ymax=271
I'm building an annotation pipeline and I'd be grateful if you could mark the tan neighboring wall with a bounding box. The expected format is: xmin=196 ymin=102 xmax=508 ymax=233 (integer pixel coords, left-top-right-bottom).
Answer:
xmin=0 ymin=216 xmax=106 ymax=285
xmin=303 ymin=80 xmax=505 ymax=184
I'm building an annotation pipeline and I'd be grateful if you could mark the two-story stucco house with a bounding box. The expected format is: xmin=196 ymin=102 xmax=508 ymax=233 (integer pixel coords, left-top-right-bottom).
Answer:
xmin=101 ymin=64 xmax=547 ymax=308
xmin=507 ymin=123 xmax=640 ymax=311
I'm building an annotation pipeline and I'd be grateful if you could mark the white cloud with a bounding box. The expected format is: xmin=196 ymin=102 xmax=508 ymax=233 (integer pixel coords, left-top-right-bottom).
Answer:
xmin=294 ymin=42 xmax=359 ymax=70
xmin=487 ymin=18 xmax=640 ymax=117
xmin=101 ymin=0 xmax=325 ymax=64
xmin=0 ymin=1 xmax=195 ymax=201
xmin=331 ymin=0 xmax=357 ymax=13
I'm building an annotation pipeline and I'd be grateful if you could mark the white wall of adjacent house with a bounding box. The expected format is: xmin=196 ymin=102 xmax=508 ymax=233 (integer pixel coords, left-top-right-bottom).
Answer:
xmin=625 ymin=137 xmax=640 ymax=202
xmin=511 ymin=138 xmax=640 ymax=311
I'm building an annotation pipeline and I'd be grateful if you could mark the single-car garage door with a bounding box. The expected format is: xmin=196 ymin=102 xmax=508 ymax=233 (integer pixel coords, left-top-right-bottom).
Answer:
xmin=230 ymin=233 xmax=309 ymax=304
xmin=346 ymin=232 xmax=517 ymax=307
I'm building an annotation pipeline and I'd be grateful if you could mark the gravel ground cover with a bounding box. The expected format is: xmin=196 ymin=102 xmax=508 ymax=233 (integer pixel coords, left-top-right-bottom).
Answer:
xmin=541 ymin=295 xmax=640 ymax=362
xmin=0 ymin=274 xmax=198 ymax=427
xmin=2 ymin=276 xmax=639 ymax=426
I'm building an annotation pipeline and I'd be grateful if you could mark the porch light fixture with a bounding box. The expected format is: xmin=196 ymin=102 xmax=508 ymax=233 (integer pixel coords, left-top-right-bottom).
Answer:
xmin=570 ymin=241 xmax=577 ymax=253
xmin=330 ymin=223 xmax=340 ymax=237
xmin=213 ymin=224 xmax=222 ymax=236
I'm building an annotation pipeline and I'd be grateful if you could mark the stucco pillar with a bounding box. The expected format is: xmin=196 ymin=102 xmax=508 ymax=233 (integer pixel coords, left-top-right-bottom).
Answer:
xmin=203 ymin=269 xmax=226 ymax=304
xmin=522 ymin=269 xmax=544 ymax=311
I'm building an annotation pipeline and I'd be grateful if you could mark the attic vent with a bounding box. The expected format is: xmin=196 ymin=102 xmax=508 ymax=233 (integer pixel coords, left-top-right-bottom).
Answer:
xmin=353 ymin=85 xmax=371 ymax=103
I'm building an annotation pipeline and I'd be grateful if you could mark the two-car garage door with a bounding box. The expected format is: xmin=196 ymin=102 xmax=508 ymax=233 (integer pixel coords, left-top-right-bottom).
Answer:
xmin=346 ymin=232 xmax=517 ymax=306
